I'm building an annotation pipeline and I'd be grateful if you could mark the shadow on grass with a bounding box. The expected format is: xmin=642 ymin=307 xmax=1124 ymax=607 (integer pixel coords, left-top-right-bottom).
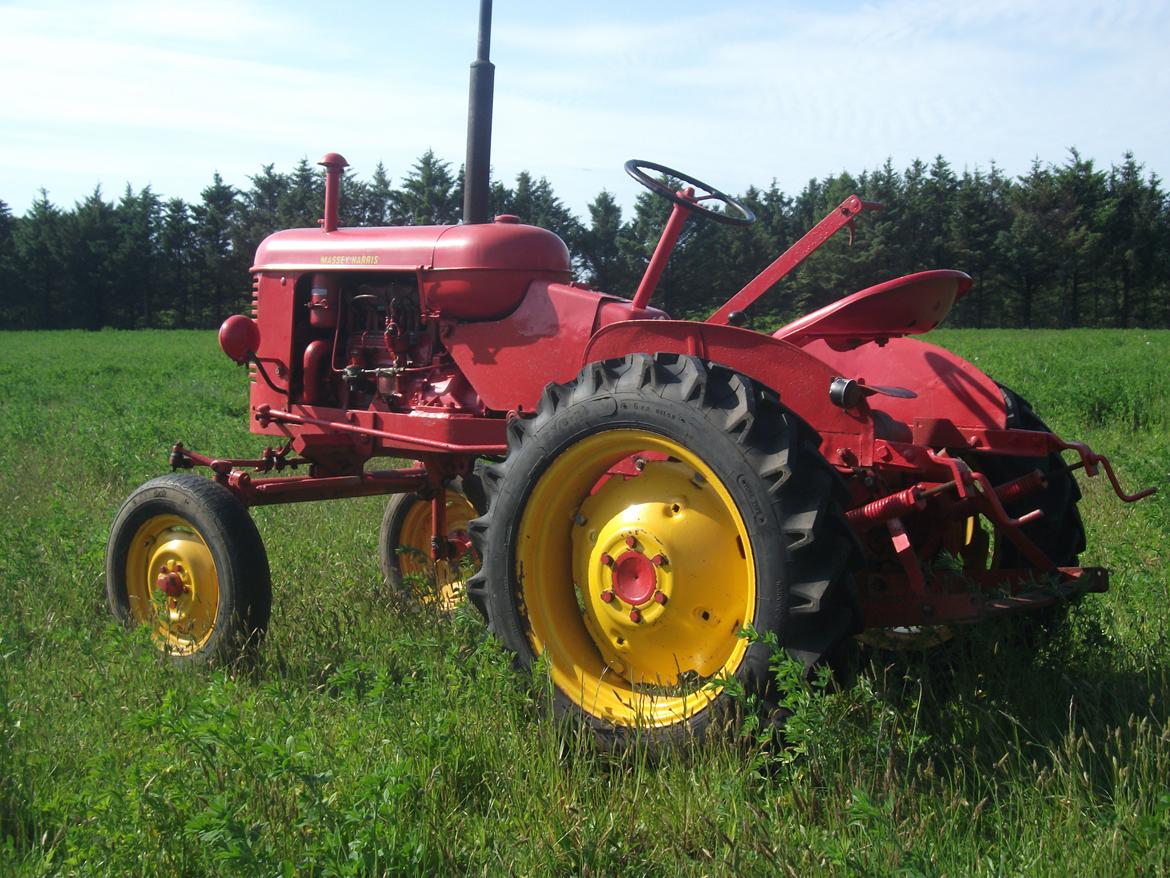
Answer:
xmin=866 ymin=604 xmax=1170 ymax=795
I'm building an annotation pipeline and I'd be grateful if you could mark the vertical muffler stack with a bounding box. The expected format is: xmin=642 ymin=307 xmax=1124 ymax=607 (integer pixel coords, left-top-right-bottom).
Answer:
xmin=462 ymin=0 xmax=495 ymax=224
xmin=319 ymin=153 xmax=349 ymax=233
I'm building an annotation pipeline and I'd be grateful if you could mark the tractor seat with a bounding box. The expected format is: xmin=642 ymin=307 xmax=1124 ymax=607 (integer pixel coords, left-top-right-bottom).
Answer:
xmin=772 ymin=269 xmax=972 ymax=351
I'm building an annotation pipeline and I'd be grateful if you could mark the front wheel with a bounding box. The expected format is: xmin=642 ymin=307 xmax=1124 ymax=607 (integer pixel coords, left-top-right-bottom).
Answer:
xmin=378 ymin=477 xmax=484 ymax=610
xmin=106 ymin=474 xmax=271 ymax=662
xmin=468 ymin=354 xmax=858 ymax=746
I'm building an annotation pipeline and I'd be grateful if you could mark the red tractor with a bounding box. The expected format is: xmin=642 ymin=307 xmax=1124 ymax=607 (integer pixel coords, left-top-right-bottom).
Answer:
xmin=106 ymin=6 xmax=1153 ymax=745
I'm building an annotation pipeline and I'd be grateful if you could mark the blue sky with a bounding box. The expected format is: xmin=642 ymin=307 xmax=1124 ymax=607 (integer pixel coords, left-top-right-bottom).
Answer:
xmin=1 ymin=0 xmax=1167 ymax=219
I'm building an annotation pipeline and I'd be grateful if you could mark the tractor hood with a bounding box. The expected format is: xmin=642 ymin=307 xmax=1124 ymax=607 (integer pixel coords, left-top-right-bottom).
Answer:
xmin=251 ymin=220 xmax=571 ymax=275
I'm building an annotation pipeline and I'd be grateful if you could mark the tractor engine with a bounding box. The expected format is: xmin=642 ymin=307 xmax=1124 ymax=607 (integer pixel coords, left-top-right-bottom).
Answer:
xmin=296 ymin=272 xmax=481 ymax=416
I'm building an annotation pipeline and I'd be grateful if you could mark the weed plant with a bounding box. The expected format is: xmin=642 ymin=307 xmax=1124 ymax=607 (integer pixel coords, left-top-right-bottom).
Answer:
xmin=1 ymin=329 xmax=1167 ymax=876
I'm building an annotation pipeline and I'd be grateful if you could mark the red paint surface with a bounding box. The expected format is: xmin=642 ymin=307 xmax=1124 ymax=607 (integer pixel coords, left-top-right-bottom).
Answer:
xmin=612 ymin=551 xmax=657 ymax=605
xmin=773 ymin=270 xmax=973 ymax=350
xmin=446 ymin=281 xmax=608 ymax=411
xmin=800 ymin=335 xmax=1007 ymax=431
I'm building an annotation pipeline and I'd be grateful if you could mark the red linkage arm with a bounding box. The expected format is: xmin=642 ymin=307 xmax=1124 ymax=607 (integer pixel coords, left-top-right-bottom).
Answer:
xmin=706 ymin=194 xmax=880 ymax=325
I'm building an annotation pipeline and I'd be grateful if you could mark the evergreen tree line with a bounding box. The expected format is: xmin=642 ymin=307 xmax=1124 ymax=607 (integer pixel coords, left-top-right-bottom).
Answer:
xmin=0 ymin=148 xmax=1165 ymax=330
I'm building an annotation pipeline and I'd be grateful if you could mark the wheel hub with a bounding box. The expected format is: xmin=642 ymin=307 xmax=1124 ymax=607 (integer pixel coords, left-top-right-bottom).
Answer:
xmin=517 ymin=427 xmax=758 ymax=728
xmin=569 ymin=456 xmax=750 ymax=687
xmin=610 ymin=545 xmax=658 ymax=606
xmin=592 ymin=524 xmax=674 ymax=630
xmin=126 ymin=514 xmax=220 ymax=655
xmin=155 ymin=566 xmax=188 ymax=598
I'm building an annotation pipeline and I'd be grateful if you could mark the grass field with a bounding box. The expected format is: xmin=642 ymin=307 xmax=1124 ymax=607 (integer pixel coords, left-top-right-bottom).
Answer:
xmin=1 ymin=329 xmax=1167 ymax=876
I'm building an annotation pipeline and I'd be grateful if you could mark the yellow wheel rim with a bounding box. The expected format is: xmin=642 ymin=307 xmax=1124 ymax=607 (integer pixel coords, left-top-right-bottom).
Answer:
xmin=397 ymin=490 xmax=480 ymax=609
xmin=517 ymin=430 xmax=756 ymax=729
xmin=124 ymin=514 xmax=219 ymax=655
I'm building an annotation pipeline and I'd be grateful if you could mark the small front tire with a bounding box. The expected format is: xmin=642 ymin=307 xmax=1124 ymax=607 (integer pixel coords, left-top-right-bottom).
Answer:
xmin=378 ymin=477 xmax=484 ymax=610
xmin=106 ymin=474 xmax=271 ymax=662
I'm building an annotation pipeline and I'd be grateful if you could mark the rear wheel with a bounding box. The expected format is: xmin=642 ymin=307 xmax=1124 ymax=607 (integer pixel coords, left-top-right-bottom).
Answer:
xmin=379 ymin=478 xmax=483 ymax=610
xmin=106 ymin=474 xmax=271 ymax=662
xmin=981 ymin=386 xmax=1085 ymax=568
xmin=468 ymin=354 xmax=858 ymax=746
xmin=977 ymin=387 xmax=1087 ymax=641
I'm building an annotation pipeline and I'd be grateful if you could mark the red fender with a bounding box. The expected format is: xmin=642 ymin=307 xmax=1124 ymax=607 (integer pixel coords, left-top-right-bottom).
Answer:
xmin=799 ymin=336 xmax=1007 ymax=436
xmin=583 ymin=320 xmax=873 ymax=465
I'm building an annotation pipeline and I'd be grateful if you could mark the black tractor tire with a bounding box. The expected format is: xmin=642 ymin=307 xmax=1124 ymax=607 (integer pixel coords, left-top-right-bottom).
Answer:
xmin=961 ymin=385 xmax=1089 ymax=649
xmin=466 ymin=353 xmax=859 ymax=747
xmin=106 ymin=474 xmax=271 ymax=663
xmin=378 ymin=474 xmax=485 ymax=608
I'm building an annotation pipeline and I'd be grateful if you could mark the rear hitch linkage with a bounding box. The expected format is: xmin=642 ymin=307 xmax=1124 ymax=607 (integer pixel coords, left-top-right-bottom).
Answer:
xmin=846 ymin=439 xmax=1156 ymax=597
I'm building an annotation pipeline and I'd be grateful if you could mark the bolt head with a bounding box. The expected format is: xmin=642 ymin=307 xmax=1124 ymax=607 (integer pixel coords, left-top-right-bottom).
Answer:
xmin=625 ymin=535 xmax=637 ymax=548
xmin=651 ymin=554 xmax=667 ymax=567
xmin=653 ymin=590 xmax=667 ymax=605
xmin=629 ymin=608 xmax=642 ymax=623
xmin=600 ymin=553 xmax=614 ymax=567
xmin=600 ymin=589 xmax=615 ymax=603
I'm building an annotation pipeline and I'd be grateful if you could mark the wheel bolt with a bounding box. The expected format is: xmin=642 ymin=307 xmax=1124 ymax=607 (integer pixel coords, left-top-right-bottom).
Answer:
xmin=600 ymin=589 xmax=615 ymax=603
xmin=625 ymin=535 xmax=637 ymax=548
xmin=634 ymin=457 xmax=646 ymax=472
xmin=651 ymin=553 xmax=667 ymax=567
xmin=629 ymin=608 xmax=642 ymax=623
xmin=600 ymin=553 xmax=614 ymax=567
xmin=653 ymin=590 xmax=667 ymax=605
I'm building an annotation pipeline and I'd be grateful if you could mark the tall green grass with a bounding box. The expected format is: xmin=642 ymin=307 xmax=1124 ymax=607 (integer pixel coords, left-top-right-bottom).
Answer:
xmin=1 ymin=330 xmax=1167 ymax=876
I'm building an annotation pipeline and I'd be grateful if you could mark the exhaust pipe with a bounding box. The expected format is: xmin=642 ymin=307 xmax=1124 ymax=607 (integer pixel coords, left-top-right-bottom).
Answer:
xmin=319 ymin=152 xmax=348 ymax=233
xmin=462 ymin=0 xmax=494 ymax=224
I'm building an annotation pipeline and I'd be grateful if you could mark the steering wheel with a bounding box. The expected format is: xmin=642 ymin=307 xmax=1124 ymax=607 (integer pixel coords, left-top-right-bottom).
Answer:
xmin=624 ymin=159 xmax=755 ymax=227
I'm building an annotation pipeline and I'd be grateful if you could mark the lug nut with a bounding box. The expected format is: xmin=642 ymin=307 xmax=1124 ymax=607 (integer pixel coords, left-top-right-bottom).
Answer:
xmin=651 ymin=554 xmax=667 ymax=567
xmin=600 ymin=589 xmax=615 ymax=603
xmin=600 ymin=553 xmax=614 ymax=567
xmin=625 ymin=535 xmax=637 ymax=548
xmin=653 ymin=590 xmax=667 ymax=605
xmin=629 ymin=608 xmax=642 ymax=623
xmin=634 ymin=457 xmax=646 ymax=472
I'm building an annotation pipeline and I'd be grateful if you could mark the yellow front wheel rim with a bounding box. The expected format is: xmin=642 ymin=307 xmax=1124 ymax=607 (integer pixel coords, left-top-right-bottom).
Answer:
xmin=124 ymin=514 xmax=220 ymax=655
xmin=397 ymin=491 xmax=480 ymax=609
xmin=517 ymin=430 xmax=755 ymax=728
